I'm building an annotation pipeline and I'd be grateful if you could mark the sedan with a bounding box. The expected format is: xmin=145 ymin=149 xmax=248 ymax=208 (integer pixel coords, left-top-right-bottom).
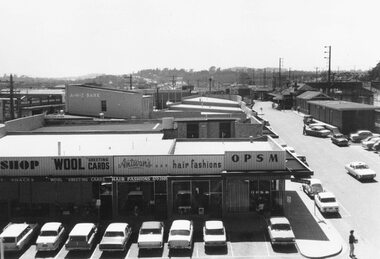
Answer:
xmin=267 ymin=217 xmax=296 ymax=245
xmin=315 ymin=192 xmax=339 ymax=214
xmin=203 ymin=220 xmax=227 ymax=248
xmin=331 ymin=133 xmax=349 ymax=146
xmin=361 ymin=136 xmax=380 ymax=150
xmin=137 ymin=221 xmax=164 ymax=250
xmin=0 ymin=222 xmax=38 ymax=251
xmin=349 ymin=130 xmax=378 ymax=143
xmin=36 ymin=222 xmax=65 ymax=251
xmin=99 ymin=223 xmax=132 ymax=252
xmin=65 ymin=223 xmax=97 ymax=251
xmin=168 ymin=220 xmax=193 ymax=250
xmin=304 ymin=125 xmax=330 ymax=137
xmin=345 ymin=161 xmax=376 ymax=180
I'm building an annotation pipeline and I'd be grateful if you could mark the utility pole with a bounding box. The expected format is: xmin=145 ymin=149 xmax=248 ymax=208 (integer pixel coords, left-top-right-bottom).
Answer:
xmin=252 ymin=69 xmax=255 ymax=85
xmin=278 ymin=58 xmax=283 ymax=90
xmin=324 ymin=46 xmax=331 ymax=95
xmin=263 ymin=68 xmax=267 ymax=87
xmin=10 ymin=74 xmax=14 ymax=120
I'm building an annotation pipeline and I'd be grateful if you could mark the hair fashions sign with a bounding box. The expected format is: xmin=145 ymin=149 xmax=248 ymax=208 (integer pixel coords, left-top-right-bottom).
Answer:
xmin=114 ymin=155 xmax=224 ymax=175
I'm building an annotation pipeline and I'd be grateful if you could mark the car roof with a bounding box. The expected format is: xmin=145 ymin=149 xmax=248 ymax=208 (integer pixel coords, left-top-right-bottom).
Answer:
xmin=105 ymin=223 xmax=128 ymax=232
xmin=0 ymin=223 xmax=29 ymax=237
xmin=41 ymin=222 xmax=62 ymax=232
xmin=308 ymin=178 xmax=322 ymax=184
xmin=171 ymin=220 xmax=191 ymax=230
xmin=269 ymin=217 xmax=290 ymax=225
xmin=69 ymin=223 xmax=95 ymax=235
xmin=350 ymin=161 xmax=367 ymax=166
xmin=318 ymin=192 xmax=335 ymax=199
xmin=141 ymin=221 xmax=163 ymax=230
xmin=205 ymin=220 xmax=224 ymax=230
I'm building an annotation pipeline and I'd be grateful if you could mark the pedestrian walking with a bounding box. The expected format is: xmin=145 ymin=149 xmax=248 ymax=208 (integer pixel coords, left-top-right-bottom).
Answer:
xmin=349 ymin=230 xmax=358 ymax=258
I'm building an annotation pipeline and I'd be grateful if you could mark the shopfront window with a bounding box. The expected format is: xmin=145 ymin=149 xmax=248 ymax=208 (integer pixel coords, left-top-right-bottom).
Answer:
xmin=173 ymin=181 xmax=191 ymax=215
xmin=192 ymin=181 xmax=209 ymax=215
xmin=118 ymin=182 xmax=154 ymax=216
xmin=209 ymin=180 xmax=222 ymax=216
xmin=249 ymin=179 xmax=271 ymax=212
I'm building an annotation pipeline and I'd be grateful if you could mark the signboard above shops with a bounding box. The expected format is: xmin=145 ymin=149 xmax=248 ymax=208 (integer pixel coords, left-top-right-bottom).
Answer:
xmin=224 ymin=151 xmax=286 ymax=171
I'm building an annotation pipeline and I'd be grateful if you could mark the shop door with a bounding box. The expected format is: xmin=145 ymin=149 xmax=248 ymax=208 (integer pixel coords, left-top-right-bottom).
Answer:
xmin=226 ymin=179 xmax=249 ymax=212
xmin=100 ymin=183 xmax=112 ymax=220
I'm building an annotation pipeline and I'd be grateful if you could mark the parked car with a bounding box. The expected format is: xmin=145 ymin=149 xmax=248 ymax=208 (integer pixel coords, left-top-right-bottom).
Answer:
xmin=203 ymin=220 xmax=227 ymax=248
xmin=331 ymin=133 xmax=349 ymax=146
xmin=99 ymin=223 xmax=132 ymax=252
xmin=0 ymin=222 xmax=38 ymax=251
xmin=361 ymin=136 xmax=380 ymax=150
xmin=36 ymin=222 xmax=65 ymax=251
xmin=168 ymin=220 xmax=193 ymax=250
xmin=302 ymin=178 xmax=324 ymax=197
xmin=267 ymin=217 xmax=295 ymax=245
xmin=373 ymin=139 xmax=380 ymax=151
xmin=345 ymin=162 xmax=376 ymax=180
xmin=304 ymin=125 xmax=330 ymax=137
xmin=65 ymin=223 xmax=97 ymax=251
xmin=137 ymin=221 xmax=164 ymax=250
xmin=315 ymin=192 xmax=339 ymax=214
xmin=349 ymin=130 xmax=378 ymax=143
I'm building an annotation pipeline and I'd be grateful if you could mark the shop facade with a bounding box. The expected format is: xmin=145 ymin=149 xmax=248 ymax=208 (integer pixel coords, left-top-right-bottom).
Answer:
xmin=0 ymin=139 xmax=310 ymax=221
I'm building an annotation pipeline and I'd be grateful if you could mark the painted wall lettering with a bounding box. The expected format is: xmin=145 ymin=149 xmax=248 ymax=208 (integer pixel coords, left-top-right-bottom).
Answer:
xmin=0 ymin=160 xmax=39 ymax=170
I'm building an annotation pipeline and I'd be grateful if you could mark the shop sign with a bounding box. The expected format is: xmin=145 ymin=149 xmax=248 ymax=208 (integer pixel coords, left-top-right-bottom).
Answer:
xmin=69 ymin=93 xmax=100 ymax=98
xmin=115 ymin=155 xmax=224 ymax=175
xmin=0 ymin=157 xmax=113 ymax=176
xmin=224 ymin=151 xmax=286 ymax=171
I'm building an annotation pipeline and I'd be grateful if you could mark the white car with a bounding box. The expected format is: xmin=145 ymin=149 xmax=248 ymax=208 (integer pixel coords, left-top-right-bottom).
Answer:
xmin=345 ymin=161 xmax=376 ymax=180
xmin=168 ymin=220 xmax=193 ymax=250
xmin=267 ymin=217 xmax=296 ymax=245
xmin=137 ymin=221 xmax=164 ymax=249
xmin=65 ymin=223 xmax=97 ymax=251
xmin=203 ymin=220 xmax=227 ymax=248
xmin=302 ymin=178 xmax=324 ymax=197
xmin=36 ymin=222 xmax=65 ymax=251
xmin=0 ymin=222 xmax=38 ymax=251
xmin=99 ymin=223 xmax=131 ymax=251
xmin=361 ymin=136 xmax=380 ymax=150
xmin=350 ymin=130 xmax=377 ymax=143
xmin=315 ymin=192 xmax=339 ymax=214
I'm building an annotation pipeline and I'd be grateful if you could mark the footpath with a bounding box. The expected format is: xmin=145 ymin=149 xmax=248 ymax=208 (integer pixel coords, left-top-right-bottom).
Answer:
xmin=286 ymin=180 xmax=345 ymax=258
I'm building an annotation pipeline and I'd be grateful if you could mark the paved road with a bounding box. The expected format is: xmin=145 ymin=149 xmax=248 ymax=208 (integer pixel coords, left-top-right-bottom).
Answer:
xmin=257 ymin=101 xmax=380 ymax=258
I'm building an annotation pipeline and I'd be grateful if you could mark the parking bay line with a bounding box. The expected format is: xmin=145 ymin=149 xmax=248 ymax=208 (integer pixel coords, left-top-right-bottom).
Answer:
xmin=228 ymin=241 xmax=234 ymax=257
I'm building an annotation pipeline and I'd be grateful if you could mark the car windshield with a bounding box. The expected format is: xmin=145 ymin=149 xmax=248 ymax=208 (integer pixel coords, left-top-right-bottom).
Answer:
xmin=321 ymin=197 xmax=336 ymax=202
xmin=272 ymin=224 xmax=291 ymax=231
xmin=311 ymin=184 xmax=323 ymax=192
xmin=40 ymin=230 xmax=58 ymax=236
xmin=312 ymin=126 xmax=324 ymax=130
xmin=69 ymin=236 xmax=86 ymax=242
xmin=2 ymin=237 xmax=16 ymax=243
xmin=140 ymin=228 xmax=161 ymax=235
xmin=205 ymin=228 xmax=224 ymax=235
xmin=355 ymin=164 xmax=369 ymax=169
xmin=170 ymin=229 xmax=190 ymax=236
xmin=104 ymin=231 xmax=124 ymax=237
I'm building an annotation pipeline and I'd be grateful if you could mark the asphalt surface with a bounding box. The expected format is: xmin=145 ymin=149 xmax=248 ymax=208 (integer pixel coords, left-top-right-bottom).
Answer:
xmin=257 ymin=100 xmax=380 ymax=258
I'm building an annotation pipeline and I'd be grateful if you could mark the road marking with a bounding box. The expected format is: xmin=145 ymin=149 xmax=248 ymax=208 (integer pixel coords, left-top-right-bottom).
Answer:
xmin=153 ymin=123 xmax=160 ymax=129
xmin=228 ymin=241 xmax=234 ymax=257
xmin=263 ymin=232 xmax=270 ymax=256
xmin=126 ymin=244 xmax=131 ymax=258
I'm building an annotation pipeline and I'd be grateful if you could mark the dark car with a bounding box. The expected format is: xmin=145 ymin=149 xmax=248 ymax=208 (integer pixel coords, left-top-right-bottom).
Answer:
xmin=331 ymin=133 xmax=349 ymax=146
xmin=304 ymin=125 xmax=330 ymax=137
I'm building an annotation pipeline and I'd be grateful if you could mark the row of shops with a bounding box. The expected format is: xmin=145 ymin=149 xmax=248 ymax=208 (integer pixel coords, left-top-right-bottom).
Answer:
xmin=0 ymin=136 xmax=312 ymax=221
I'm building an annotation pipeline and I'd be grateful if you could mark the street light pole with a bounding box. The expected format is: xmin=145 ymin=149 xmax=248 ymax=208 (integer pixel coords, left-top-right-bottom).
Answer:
xmin=324 ymin=46 xmax=332 ymax=95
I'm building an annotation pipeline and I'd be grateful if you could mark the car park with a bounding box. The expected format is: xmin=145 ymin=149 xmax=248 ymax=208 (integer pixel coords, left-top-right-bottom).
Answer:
xmin=349 ymin=130 xmax=378 ymax=143
xmin=345 ymin=161 xmax=376 ymax=180
xmin=203 ymin=220 xmax=227 ymax=248
xmin=304 ymin=125 xmax=330 ymax=137
xmin=137 ymin=221 xmax=164 ymax=250
xmin=0 ymin=222 xmax=38 ymax=251
xmin=315 ymin=192 xmax=339 ymax=214
xmin=99 ymin=222 xmax=132 ymax=252
xmin=168 ymin=220 xmax=193 ymax=250
xmin=331 ymin=133 xmax=349 ymax=146
xmin=36 ymin=222 xmax=65 ymax=251
xmin=361 ymin=136 xmax=380 ymax=150
xmin=65 ymin=223 xmax=97 ymax=251
xmin=302 ymin=178 xmax=324 ymax=197
xmin=267 ymin=217 xmax=296 ymax=245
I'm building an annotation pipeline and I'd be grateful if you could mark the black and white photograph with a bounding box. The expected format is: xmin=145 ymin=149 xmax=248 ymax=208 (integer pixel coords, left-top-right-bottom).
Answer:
xmin=0 ymin=0 xmax=379 ymax=258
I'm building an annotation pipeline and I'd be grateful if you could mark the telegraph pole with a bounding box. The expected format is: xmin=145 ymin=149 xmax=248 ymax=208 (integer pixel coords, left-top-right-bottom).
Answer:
xmin=324 ymin=46 xmax=331 ymax=94
xmin=263 ymin=68 xmax=267 ymax=87
xmin=278 ymin=58 xmax=283 ymax=90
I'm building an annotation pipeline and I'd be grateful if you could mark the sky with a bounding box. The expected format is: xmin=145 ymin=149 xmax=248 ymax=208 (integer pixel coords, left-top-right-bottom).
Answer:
xmin=0 ymin=0 xmax=379 ymax=78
